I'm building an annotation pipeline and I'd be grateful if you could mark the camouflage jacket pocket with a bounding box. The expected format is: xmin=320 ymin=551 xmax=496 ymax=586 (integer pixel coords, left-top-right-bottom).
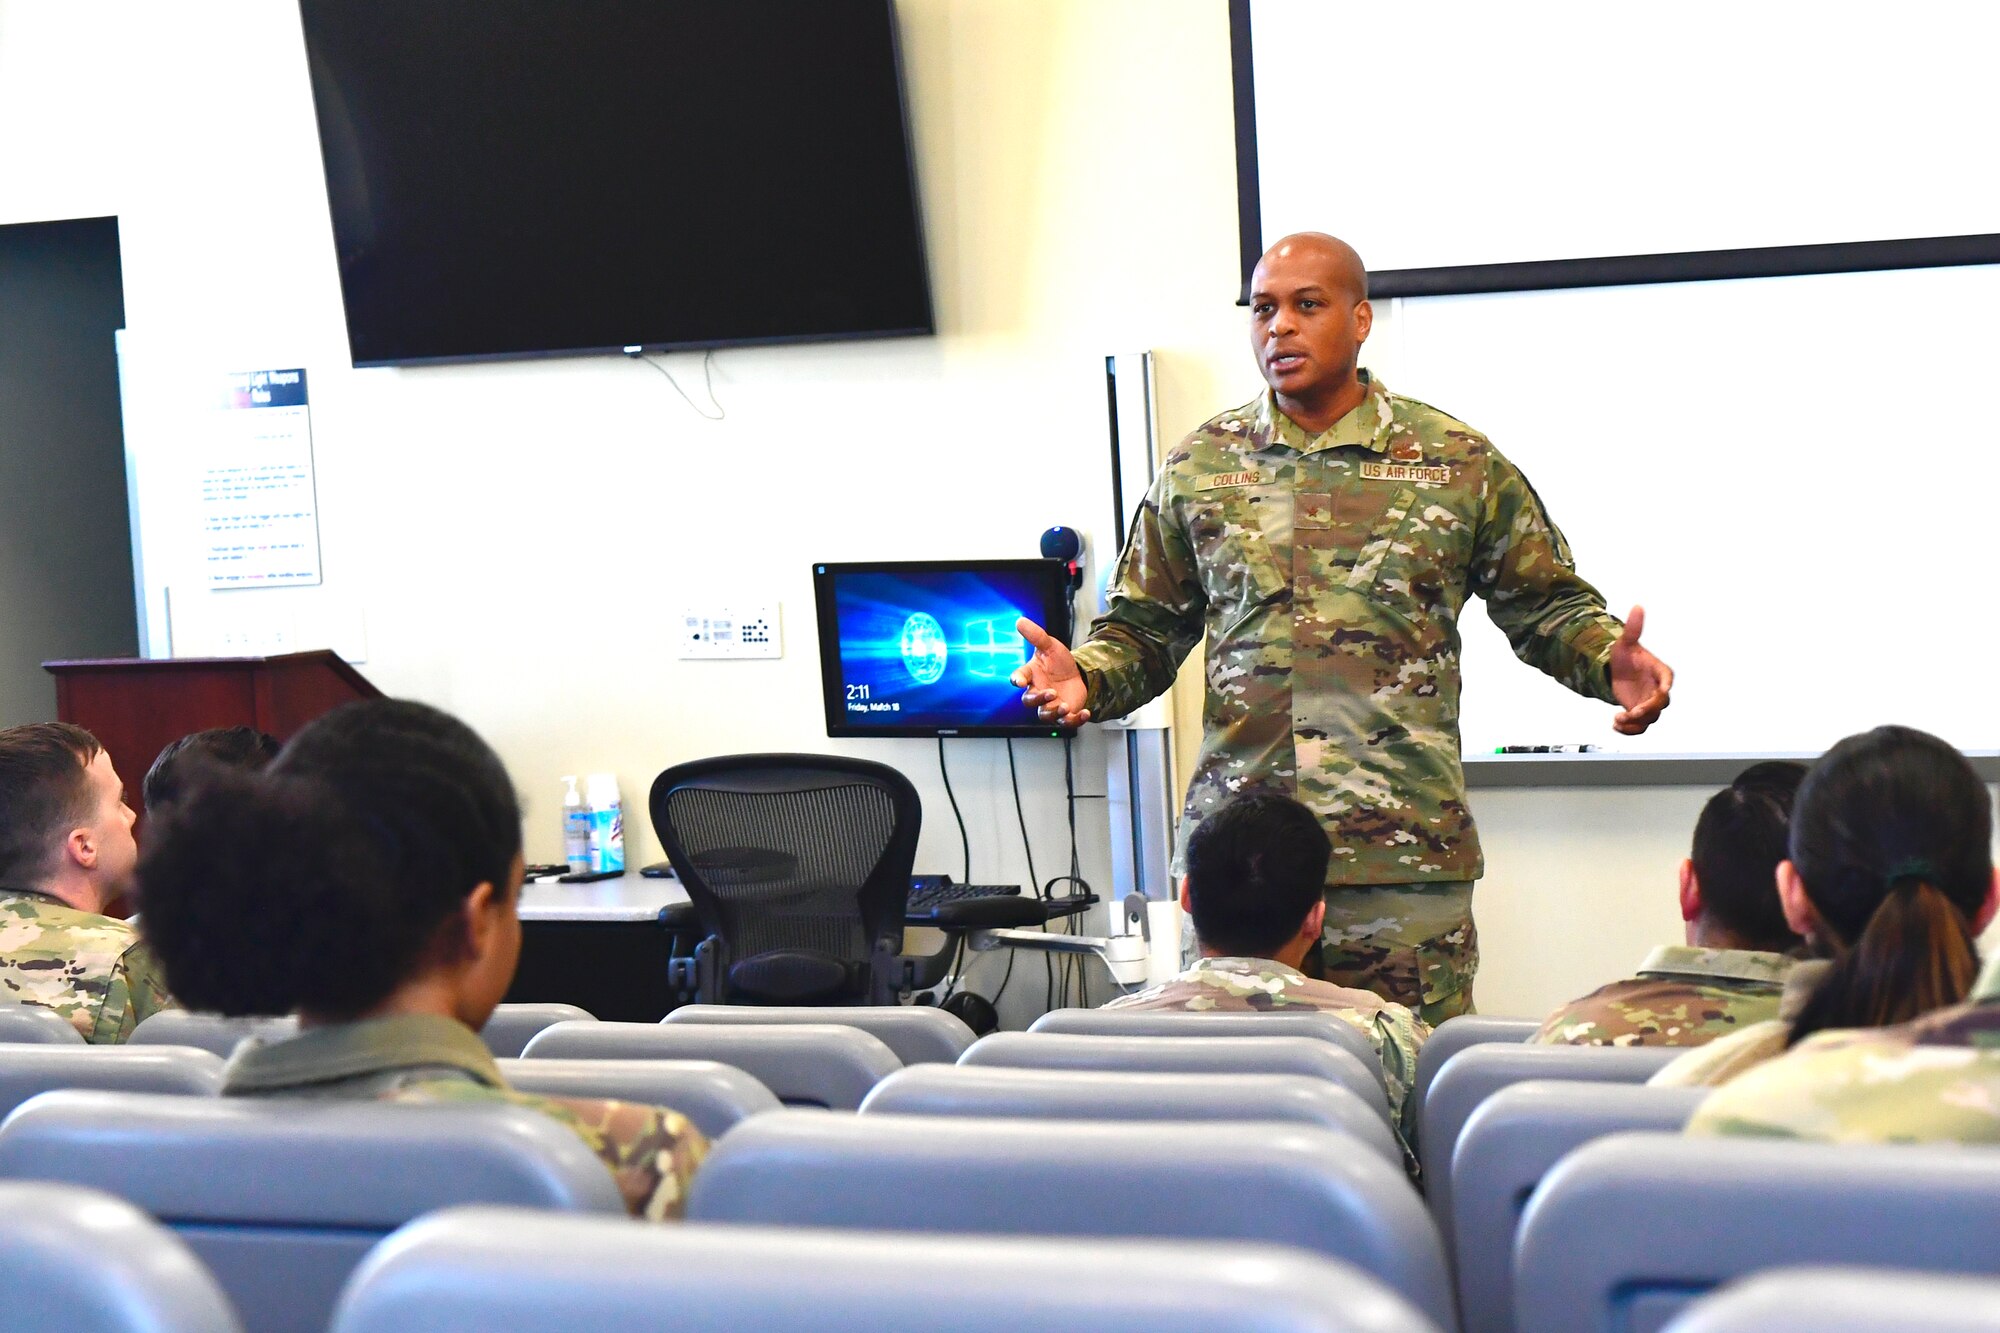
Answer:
xmin=1345 ymin=486 xmax=1419 ymax=591
xmin=1186 ymin=486 xmax=1288 ymax=625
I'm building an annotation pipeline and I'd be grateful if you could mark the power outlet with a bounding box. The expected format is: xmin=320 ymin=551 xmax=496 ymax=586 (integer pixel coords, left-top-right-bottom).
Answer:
xmin=679 ymin=604 xmax=782 ymax=659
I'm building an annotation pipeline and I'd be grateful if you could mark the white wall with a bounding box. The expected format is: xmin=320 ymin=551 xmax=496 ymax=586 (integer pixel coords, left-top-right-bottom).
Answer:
xmin=4 ymin=0 xmax=1990 ymax=1021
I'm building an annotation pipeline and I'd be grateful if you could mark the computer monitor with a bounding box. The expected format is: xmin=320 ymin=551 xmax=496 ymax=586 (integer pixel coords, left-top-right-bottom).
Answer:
xmin=813 ymin=560 xmax=1075 ymax=739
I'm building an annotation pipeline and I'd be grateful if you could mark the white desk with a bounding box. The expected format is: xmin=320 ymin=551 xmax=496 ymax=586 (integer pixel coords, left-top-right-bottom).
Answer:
xmin=519 ymin=873 xmax=688 ymax=923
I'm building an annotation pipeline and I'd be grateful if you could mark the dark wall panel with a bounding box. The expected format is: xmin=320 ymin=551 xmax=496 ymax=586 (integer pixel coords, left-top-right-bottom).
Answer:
xmin=0 ymin=216 xmax=136 ymax=727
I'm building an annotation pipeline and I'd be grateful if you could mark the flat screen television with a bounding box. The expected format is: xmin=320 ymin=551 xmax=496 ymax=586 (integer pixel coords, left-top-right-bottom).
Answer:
xmin=297 ymin=0 xmax=934 ymax=367
xmin=813 ymin=560 xmax=1074 ymax=739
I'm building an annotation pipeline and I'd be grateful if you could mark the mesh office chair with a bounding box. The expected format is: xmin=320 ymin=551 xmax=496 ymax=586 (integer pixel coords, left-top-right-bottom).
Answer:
xmin=650 ymin=754 xmax=920 ymax=1006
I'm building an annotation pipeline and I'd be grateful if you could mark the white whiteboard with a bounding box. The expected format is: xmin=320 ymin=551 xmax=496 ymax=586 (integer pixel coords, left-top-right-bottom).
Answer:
xmin=1382 ymin=263 xmax=2000 ymax=759
xmin=1248 ymin=0 xmax=2000 ymax=272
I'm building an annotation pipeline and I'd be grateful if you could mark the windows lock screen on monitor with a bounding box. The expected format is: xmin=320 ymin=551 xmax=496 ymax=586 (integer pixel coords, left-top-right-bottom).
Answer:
xmin=813 ymin=560 xmax=1073 ymax=738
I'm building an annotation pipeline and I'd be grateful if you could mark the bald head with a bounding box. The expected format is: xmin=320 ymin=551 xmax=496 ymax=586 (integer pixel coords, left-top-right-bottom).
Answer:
xmin=1256 ymin=233 xmax=1368 ymax=304
xmin=1247 ymin=232 xmax=1373 ymax=430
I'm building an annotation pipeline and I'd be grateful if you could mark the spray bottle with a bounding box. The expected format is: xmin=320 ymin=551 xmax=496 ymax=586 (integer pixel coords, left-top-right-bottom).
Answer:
xmin=585 ymin=772 xmax=625 ymax=874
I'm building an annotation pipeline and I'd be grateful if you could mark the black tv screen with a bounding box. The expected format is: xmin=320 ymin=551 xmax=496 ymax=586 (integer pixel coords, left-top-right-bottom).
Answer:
xmin=298 ymin=0 xmax=934 ymax=367
xmin=813 ymin=560 xmax=1075 ymax=740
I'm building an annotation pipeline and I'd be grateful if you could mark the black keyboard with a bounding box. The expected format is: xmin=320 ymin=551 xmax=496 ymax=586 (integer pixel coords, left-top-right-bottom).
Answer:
xmin=907 ymin=877 xmax=1020 ymax=915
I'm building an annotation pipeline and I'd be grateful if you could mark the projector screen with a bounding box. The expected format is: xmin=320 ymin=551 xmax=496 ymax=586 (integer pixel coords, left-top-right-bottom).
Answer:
xmin=1233 ymin=0 xmax=2000 ymax=297
xmin=1391 ymin=261 xmax=2000 ymax=770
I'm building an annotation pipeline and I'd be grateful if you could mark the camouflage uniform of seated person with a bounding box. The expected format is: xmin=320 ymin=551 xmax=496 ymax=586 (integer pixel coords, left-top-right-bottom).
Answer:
xmin=1688 ymin=951 xmax=2000 ymax=1142
xmin=1534 ymin=761 xmax=1806 ymax=1048
xmin=138 ymin=698 xmax=707 ymax=1219
xmin=0 ymin=723 xmax=173 ymax=1041
xmin=1654 ymin=726 xmax=1998 ymax=1092
xmin=1106 ymin=790 xmax=1429 ymax=1156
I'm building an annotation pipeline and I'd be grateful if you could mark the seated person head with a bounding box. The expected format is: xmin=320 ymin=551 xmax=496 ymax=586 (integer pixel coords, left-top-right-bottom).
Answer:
xmin=1180 ymin=790 xmax=1331 ymax=968
xmin=1780 ymin=725 xmax=1998 ymax=1047
xmin=138 ymin=699 xmax=524 ymax=1027
xmin=1679 ymin=760 xmax=1808 ymax=954
xmin=0 ymin=722 xmax=138 ymax=913
xmin=142 ymin=725 xmax=280 ymax=817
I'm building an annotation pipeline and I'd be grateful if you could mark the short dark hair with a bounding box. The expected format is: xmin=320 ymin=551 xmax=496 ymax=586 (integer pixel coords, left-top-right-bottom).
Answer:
xmin=137 ymin=699 xmax=522 ymax=1019
xmin=143 ymin=726 xmax=281 ymax=812
xmin=0 ymin=723 xmax=102 ymax=885
xmin=1184 ymin=791 xmax=1330 ymax=957
xmin=1689 ymin=760 xmax=1807 ymax=952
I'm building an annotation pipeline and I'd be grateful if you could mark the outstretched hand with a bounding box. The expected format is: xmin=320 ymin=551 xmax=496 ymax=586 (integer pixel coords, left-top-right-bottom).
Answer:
xmin=1011 ymin=617 xmax=1092 ymax=727
xmin=1608 ymin=605 xmax=1674 ymax=736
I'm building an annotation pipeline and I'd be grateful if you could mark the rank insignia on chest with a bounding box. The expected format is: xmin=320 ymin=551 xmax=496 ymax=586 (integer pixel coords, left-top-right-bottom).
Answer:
xmin=1388 ymin=438 xmax=1424 ymax=463
xmin=1360 ymin=460 xmax=1452 ymax=485
xmin=1197 ymin=469 xmax=1268 ymax=490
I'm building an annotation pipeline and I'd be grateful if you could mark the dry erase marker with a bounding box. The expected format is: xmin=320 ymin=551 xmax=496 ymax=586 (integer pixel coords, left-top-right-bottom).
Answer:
xmin=1493 ymin=745 xmax=1600 ymax=754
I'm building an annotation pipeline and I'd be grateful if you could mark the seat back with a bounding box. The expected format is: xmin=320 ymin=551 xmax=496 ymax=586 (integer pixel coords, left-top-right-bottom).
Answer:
xmin=0 ymin=1045 xmax=224 ymax=1121
xmin=478 ymin=1003 xmax=594 ymax=1058
xmin=0 ymin=1180 xmax=242 ymax=1332
xmin=1031 ymin=1007 xmax=1383 ymax=1090
xmin=666 ymin=1003 xmax=974 ymax=1064
xmin=1515 ymin=1133 xmax=2000 ymax=1333
xmin=130 ymin=1012 xmax=298 ymax=1058
xmin=1663 ymin=1266 xmax=2000 ymax=1333
xmin=0 ymin=1089 xmax=624 ymax=1333
xmin=860 ymin=1064 xmax=1401 ymax=1169
xmin=1409 ymin=1015 xmax=1535 ymax=1132
xmin=689 ymin=1110 xmax=1450 ymax=1329
xmin=0 ymin=1004 xmax=88 ymax=1044
xmin=333 ymin=1205 xmax=1444 ymax=1333
xmin=522 ymin=1019 xmax=900 ymax=1110
xmin=494 ymin=1056 xmax=779 ymax=1138
xmin=649 ymin=754 xmax=920 ymax=1005
xmin=1419 ymin=1041 xmax=1680 ymax=1245
xmin=1450 ymin=1080 xmax=1706 ymax=1333
xmin=961 ymin=1031 xmax=1389 ymax=1125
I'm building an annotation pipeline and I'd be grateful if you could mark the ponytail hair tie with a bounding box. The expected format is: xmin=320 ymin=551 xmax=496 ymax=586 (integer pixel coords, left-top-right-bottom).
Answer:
xmin=1885 ymin=857 xmax=1939 ymax=886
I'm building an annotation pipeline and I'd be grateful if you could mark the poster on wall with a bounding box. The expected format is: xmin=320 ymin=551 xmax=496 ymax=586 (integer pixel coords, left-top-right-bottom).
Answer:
xmin=203 ymin=368 xmax=323 ymax=589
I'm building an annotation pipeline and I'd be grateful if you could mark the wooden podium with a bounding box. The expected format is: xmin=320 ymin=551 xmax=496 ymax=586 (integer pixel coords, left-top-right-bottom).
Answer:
xmin=43 ymin=651 xmax=382 ymax=815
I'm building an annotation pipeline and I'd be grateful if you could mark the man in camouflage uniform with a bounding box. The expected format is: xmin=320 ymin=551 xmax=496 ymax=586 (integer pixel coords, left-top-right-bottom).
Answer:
xmin=220 ymin=1012 xmax=708 ymax=1220
xmin=1535 ymin=762 xmax=1804 ymax=1047
xmin=1017 ymin=233 xmax=1675 ymax=1023
xmin=0 ymin=723 xmax=174 ymax=1041
xmin=1687 ymin=951 xmax=2000 ymax=1142
xmin=1105 ymin=791 xmax=1428 ymax=1162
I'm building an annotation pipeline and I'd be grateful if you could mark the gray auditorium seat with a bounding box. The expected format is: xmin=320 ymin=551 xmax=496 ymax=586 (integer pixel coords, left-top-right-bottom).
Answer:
xmin=0 ymin=1004 xmax=88 ymax=1044
xmin=0 ymin=1180 xmax=241 ymax=1332
xmin=860 ymin=1064 xmax=1401 ymax=1170
xmin=1418 ymin=1041 xmax=1680 ymax=1250
xmin=689 ymin=1110 xmax=1451 ymax=1330
xmin=1514 ymin=1133 xmax=2000 ymax=1333
xmin=494 ymin=1056 xmax=779 ymax=1138
xmin=665 ymin=1003 xmax=974 ymax=1065
xmin=0 ymin=1045 xmax=223 ymax=1121
xmin=478 ymin=1003 xmax=594 ymax=1058
xmin=0 ymin=1089 xmax=624 ymax=1333
xmin=333 ymin=1205 xmax=1444 ymax=1333
xmin=1032 ymin=1006 xmax=1384 ymax=1090
xmin=522 ymin=1020 xmax=899 ymax=1109
xmin=960 ymin=1031 xmax=1389 ymax=1125
xmin=132 ymin=1007 xmax=597 ymax=1062
xmin=1409 ymin=1015 xmax=1535 ymax=1134
xmin=1663 ymin=1266 xmax=2000 ymax=1333
xmin=130 ymin=1012 xmax=297 ymax=1058
xmin=1449 ymin=1080 xmax=1706 ymax=1333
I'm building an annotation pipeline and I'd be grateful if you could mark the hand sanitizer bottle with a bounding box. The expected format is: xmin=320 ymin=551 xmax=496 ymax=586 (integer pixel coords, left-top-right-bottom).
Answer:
xmin=561 ymin=776 xmax=590 ymax=874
